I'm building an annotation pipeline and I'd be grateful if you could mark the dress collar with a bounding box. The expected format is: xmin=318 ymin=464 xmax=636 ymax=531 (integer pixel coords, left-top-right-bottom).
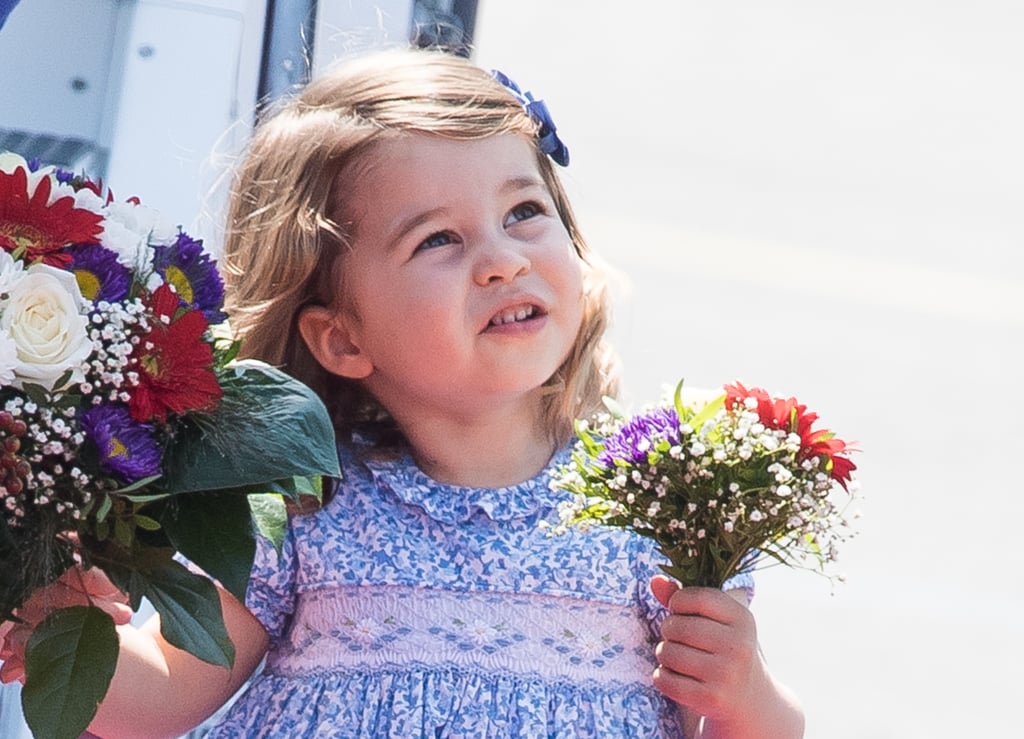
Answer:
xmin=354 ymin=431 xmax=572 ymax=525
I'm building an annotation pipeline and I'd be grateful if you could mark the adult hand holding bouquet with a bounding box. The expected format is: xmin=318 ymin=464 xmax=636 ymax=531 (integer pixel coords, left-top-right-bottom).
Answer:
xmin=550 ymin=380 xmax=859 ymax=589
xmin=0 ymin=152 xmax=340 ymax=739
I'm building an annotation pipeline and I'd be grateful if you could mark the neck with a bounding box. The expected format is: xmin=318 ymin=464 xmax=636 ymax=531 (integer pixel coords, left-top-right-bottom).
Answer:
xmin=392 ymin=398 xmax=560 ymax=488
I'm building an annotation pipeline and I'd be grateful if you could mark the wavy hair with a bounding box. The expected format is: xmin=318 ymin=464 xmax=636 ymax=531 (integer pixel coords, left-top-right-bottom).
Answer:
xmin=222 ymin=48 xmax=619 ymax=444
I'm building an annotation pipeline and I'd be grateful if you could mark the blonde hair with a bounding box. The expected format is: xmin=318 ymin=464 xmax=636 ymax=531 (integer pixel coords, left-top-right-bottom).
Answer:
xmin=223 ymin=47 xmax=619 ymax=443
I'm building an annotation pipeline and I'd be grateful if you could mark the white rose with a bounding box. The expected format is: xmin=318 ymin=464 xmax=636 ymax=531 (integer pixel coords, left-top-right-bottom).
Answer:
xmin=0 ymin=329 xmax=18 ymax=387
xmin=1 ymin=264 xmax=93 ymax=390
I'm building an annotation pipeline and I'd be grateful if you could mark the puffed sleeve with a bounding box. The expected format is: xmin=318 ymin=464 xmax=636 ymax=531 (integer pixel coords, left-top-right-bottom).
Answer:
xmin=243 ymin=522 xmax=299 ymax=645
xmin=632 ymin=536 xmax=671 ymax=636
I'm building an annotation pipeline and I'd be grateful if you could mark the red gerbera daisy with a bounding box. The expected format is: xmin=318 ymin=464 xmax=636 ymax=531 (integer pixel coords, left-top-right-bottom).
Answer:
xmin=0 ymin=166 xmax=103 ymax=267
xmin=128 ymin=284 xmax=223 ymax=423
xmin=724 ymin=381 xmax=857 ymax=489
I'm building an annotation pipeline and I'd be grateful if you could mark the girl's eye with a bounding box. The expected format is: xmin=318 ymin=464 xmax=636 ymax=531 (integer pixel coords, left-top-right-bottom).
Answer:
xmin=506 ymin=201 xmax=543 ymax=225
xmin=416 ymin=230 xmax=456 ymax=252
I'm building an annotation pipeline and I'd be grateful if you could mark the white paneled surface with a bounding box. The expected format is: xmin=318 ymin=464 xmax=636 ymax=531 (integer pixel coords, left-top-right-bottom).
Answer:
xmin=0 ymin=0 xmax=123 ymax=140
xmin=104 ymin=0 xmax=266 ymax=244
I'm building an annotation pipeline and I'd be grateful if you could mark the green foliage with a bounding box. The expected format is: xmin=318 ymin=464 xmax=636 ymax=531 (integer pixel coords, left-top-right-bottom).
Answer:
xmin=95 ymin=545 xmax=236 ymax=670
xmin=551 ymin=380 xmax=857 ymax=590
xmin=159 ymin=360 xmax=340 ymax=493
xmin=249 ymin=493 xmax=288 ymax=553
xmin=22 ymin=606 xmax=119 ymax=739
xmin=16 ymin=359 xmax=340 ymax=739
xmin=157 ymin=491 xmax=257 ymax=602
xmin=131 ymin=558 xmax=235 ymax=668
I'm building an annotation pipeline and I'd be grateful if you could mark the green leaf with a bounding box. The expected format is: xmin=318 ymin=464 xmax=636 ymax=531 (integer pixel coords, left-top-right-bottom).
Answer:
xmin=290 ymin=474 xmax=323 ymax=501
xmin=672 ymin=378 xmax=687 ymax=418
xmin=253 ymin=474 xmax=322 ymax=504
xmin=687 ymin=392 xmax=726 ymax=433
xmin=94 ymin=494 xmax=113 ymax=524
xmin=133 ymin=559 xmax=235 ymax=669
xmin=158 ymin=492 xmax=256 ymax=601
xmin=133 ymin=514 xmax=162 ymax=531
xmin=110 ymin=474 xmax=163 ymax=495
xmin=249 ymin=493 xmax=287 ymax=553
xmin=158 ymin=361 xmax=340 ymax=494
xmin=22 ymin=606 xmax=118 ymax=739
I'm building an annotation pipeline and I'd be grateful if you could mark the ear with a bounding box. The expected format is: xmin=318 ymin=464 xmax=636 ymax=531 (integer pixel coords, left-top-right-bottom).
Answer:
xmin=297 ymin=306 xmax=374 ymax=379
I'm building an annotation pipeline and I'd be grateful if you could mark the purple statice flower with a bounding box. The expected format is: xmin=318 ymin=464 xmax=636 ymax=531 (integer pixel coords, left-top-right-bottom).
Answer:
xmin=68 ymin=244 xmax=132 ymax=302
xmin=80 ymin=404 xmax=163 ymax=483
xmin=598 ymin=406 xmax=681 ymax=466
xmin=152 ymin=231 xmax=227 ymax=324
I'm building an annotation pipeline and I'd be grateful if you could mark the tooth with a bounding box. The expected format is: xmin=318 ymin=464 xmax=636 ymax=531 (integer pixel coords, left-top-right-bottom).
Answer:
xmin=490 ymin=306 xmax=535 ymax=326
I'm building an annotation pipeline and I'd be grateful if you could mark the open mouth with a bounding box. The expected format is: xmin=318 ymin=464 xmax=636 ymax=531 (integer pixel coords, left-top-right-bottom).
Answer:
xmin=488 ymin=304 xmax=541 ymax=327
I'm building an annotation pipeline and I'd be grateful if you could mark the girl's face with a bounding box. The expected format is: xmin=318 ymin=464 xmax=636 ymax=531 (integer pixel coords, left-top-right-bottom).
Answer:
xmin=324 ymin=133 xmax=585 ymax=420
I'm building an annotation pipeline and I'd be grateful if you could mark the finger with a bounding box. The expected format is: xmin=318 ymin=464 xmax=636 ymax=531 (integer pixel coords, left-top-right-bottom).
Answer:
xmin=105 ymin=601 xmax=133 ymax=625
xmin=651 ymin=663 xmax=719 ymax=716
xmin=666 ymin=585 xmax=749 ymax=624
xmin=650 ymin=575 xmax=680 ymax=608
xmin=654 ymin=636 xmax=717 ymax=678
xmin=659 ymin=613 xmax=731 ymax=654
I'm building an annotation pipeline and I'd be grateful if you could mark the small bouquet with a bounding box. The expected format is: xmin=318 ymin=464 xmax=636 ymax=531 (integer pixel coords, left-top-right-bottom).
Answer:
xmin=0 ymin=152 xmax=340 ymax=739
xmin=550 ymin=380 xmax=858 ymax=589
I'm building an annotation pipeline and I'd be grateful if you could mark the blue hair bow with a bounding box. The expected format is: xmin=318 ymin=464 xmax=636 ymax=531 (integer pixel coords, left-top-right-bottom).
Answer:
xmin=491 ymin=70 xmax=570 ymax=167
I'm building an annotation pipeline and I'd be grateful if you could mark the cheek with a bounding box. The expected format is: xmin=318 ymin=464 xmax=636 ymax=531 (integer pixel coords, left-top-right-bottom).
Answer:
xmin=559 ymin=250 xmax=587 ymax=309
xmin=565 ymin=254 xmax=597 ymax=335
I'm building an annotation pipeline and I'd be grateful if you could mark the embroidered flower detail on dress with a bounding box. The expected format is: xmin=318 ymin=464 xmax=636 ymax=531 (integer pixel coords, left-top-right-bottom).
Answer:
xmin=543 ymin=628 xmax=625 ymax=668
xmin=333 ymin=616 xmax=412 ymax=652
xmin=429 ymin=618 xmax=527 ymax=653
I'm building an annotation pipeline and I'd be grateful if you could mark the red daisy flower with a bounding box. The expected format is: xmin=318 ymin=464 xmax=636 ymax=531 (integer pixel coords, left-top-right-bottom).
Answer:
xmin=128 ymin=284 xmax=223 ymax=423
xmin=725 ymin=381 xmax=857 ymax=489
xmin=0 ymin=166 xmax=103 ymax=267
xmin=803 ymin=429 xmax=858 ymax=490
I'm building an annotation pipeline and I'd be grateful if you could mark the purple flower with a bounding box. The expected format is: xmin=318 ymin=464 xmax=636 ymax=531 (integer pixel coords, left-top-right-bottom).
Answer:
xmin=598 ymin=406 xmax=681 ymax=466
xmin=68 ymin=244 xmax=132 ymax=302
xmin=80 ymin=404 xmax=163 ymax=483
xmin=152 ymin=231 xmax=227 ymax=324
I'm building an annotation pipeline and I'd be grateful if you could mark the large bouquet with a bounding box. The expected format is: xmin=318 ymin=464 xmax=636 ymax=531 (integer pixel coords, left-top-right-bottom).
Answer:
xmin=550 ymin=381 xmax=858 ymax=588
xmin=0 ymin=152 xmax=340 ymax=739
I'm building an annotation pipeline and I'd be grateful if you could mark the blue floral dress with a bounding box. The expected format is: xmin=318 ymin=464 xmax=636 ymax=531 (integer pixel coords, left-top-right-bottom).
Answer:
xmin=206 ymin=430 xmax=753 ymax=738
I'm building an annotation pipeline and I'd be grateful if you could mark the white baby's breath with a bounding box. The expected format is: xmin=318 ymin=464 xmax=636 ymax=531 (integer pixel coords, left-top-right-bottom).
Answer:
xmin=550 ymin=381 xmax=859 ymax=588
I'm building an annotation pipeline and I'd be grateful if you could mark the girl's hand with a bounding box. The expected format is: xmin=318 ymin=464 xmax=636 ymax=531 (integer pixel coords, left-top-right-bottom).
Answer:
xmin=650 ymin=575 xmax=804 ymax=739
xmin=0 ymin=566 xmax=132 ymax=685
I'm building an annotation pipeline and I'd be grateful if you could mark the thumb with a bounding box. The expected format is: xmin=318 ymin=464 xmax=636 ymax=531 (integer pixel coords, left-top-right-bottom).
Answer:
xmin=650 ymin=575 xmax=681 ymax=609
xmin=109 ymin=601 xmax=133 ymax=626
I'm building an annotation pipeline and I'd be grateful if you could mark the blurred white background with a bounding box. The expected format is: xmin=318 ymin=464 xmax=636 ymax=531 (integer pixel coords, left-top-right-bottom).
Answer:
xmin=473 ymin=2 xmax=1023 ymax=737
xmin=2 ymin=1 xmax=1022 ymax=737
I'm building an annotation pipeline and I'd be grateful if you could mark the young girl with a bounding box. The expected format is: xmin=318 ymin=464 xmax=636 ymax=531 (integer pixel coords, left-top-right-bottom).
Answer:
xmin=1 ymin=48 xmax=804 ymax=738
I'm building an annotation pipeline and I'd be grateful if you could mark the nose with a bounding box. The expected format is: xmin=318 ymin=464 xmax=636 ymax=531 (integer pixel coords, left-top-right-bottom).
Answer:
xmin=472 ymin=235 xmax=531 ymax=286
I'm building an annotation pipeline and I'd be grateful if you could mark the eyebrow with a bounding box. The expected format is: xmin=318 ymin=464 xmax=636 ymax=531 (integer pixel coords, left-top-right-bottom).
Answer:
xmin=388 ymin=175 xmax=547 ymax=246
